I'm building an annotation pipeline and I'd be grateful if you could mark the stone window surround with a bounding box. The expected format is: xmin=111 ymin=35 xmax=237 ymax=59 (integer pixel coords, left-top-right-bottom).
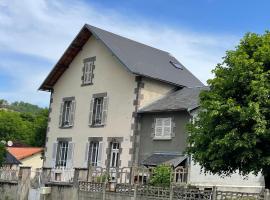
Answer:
xmin=59 ymin=97 xmax=75 ymax=129
xmin=89 ymin=92 xmax=108 ymax=128
xmin=81 ymin=56 xmax=96 ymax=86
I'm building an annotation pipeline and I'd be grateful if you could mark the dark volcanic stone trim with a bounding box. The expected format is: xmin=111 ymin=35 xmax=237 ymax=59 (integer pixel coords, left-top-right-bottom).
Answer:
xmin=128 ymin=76 xmax=144 ymax=167
xmin=92 ymin=92 xmax=107 ymax=98
xmin=88 ymin=137 xmax=103 ymax=142
xmin=57 ymin=137 xmax=72 ymax=142
xmin=62 ymin=96 xmax=75 ymax=101
xmin=83 ymin=56 xmax=96 ymax=63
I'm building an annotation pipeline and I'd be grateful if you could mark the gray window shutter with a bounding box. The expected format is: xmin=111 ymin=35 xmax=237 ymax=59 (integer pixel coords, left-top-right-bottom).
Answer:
xmin=51 ymin=142 xmax=58 ymax=168
xmin=88 ymin=62 xmax=93 ymax=83
xmin=84 ymin=142 xmax=90 ymax=168
xmin=101 ymin=97 xmax=108 ymax=125
xmin=81 ymin=65 xmax=85 ymax=82
xmin=66 ymin=142 xmax=74 ymax=169
xmin=163 ymin=118 xmax=171 ymax=137
xmin=59 ymin=102 xmax=64 ymax=127
xmin=97 ymin=142 xmax=103 ymax=167
xmin=171 ymin=118 xmax=176 ymax=138
xmin=69 ymin=100 xmax=76 ymax=127
xmin=155 ymin=118 xmax=163 ymax=137
xmin=151 ymin=119 xmax=156 ymax=138
xmin=84 ymin=63 xmax=88 ymax=83
xmin=89 ymin=98 xmax=94 ymax=126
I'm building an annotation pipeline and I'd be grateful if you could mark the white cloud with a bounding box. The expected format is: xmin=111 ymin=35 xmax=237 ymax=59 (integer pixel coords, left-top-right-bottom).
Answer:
xmin=0 ymin=0 xmax=239 ymax=106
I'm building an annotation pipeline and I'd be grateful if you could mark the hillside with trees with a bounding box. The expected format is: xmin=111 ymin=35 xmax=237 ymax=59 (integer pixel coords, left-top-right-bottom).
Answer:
xmin=0 ymin=99 xmax=48 ymax=147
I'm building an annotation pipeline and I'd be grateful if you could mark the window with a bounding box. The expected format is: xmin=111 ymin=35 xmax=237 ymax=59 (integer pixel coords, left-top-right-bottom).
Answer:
xmin=56 ymin=141 xmax=69 ymax=167
xmin=89 ymin=141 xmax=99 ymax=166
xmin=52 ymin=140 xmax=74 ymax=169
xmin=93 ymin=97 xmax=103 ymax=125
xmin=82 ymin=57 xmax=95 ymax=85
xmin=84 ymin=140 xmax=103 ymax=167
xmin=154 ymin=118 xmax=172 ymax=139
xmin=110 ymin=142 xmax=120 ymax=168
xmin=59 ymin=98 xmax=76 ymax=128
xmin=89 ymin=94 xmax=108 ymax=126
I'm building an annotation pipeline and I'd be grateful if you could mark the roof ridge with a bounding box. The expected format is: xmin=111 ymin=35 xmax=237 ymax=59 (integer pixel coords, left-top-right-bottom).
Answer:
xmin=86 ymin=24 xmax=171 ymax=55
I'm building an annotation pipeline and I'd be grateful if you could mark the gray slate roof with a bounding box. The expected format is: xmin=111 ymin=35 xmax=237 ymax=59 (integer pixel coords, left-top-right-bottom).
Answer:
xmin=138 ymin=86 xmax=209 ymax=113
xmin=86 ymin=24 xmax=204 ymax=87
xmin=142 ymin=153 xmax=187 ymax=167
xmin=4 ymin=151 xmax=21 ymax=165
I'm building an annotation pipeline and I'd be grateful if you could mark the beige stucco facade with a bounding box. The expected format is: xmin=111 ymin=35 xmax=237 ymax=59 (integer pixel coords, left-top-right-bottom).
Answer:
xmin=44 ymin=35 xmax=176 ymax=169
xmin=189 ymin=161 xmax=264 ymax=191
xmin=139 ymin=78 xmax=175 ymax=109
xmin=20 ymin=153 xmax=43 ymax=170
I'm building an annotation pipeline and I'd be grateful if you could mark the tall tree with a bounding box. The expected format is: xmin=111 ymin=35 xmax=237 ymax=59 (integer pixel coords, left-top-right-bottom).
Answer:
xmin=187 ymin=32 xmax=270 ymax=188
xmin=0 ymin=143 xmax=6 ymax=167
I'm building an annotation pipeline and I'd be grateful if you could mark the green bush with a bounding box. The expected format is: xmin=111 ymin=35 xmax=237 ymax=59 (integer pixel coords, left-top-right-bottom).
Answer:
xmin=149 ymin=165 xmax=172 ymax=187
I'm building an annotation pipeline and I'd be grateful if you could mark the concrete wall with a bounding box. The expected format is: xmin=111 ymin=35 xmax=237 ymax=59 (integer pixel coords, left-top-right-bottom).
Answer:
xmin=189 ymin=160 xmax=264 ymax=189
xmin=138 ymin=111 xmax=189 ymax=163
xmin=20 ymin=153 xmax=43 ymax=170
xmin=0 ymin=183 xmax=18 ymax=200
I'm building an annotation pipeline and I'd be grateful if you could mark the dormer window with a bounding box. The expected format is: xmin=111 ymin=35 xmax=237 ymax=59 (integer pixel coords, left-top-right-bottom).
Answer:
xmin=170 ymin=61 xmax=183 ymax=70
xmin=82 ymin=57 xmax=96 ymax=85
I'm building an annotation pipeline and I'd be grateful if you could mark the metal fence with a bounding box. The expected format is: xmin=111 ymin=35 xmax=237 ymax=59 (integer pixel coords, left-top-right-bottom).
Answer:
xmin=43 ymin=167 xmax=74 ymax=183
xmin=78 ymin=182 xmax=266 ymax=200
xmin=86 ymin=166 xmax=187 ymax=185
xmin=0 ymin=168 xmax=19 ymax=182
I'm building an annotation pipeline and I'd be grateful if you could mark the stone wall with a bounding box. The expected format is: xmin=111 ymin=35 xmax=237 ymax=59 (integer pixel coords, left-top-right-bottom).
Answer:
xmin=0 ymin=182 xmax=18 ymax=200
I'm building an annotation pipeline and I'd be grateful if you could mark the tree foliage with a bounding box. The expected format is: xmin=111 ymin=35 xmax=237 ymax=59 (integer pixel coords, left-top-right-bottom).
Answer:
xmin=187 ymin=32 xmax=270 ymax=187
xmin=150 ymin=165 xmax=172 ymax=187
xmin=0 ymin=100 xmax=48 ymax=147
xmin=0 ymin=143 xmax=6 ymax=166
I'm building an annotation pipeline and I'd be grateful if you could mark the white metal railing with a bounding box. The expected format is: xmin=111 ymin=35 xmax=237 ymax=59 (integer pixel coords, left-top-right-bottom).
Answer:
xmin=0 ymin=168 xmax=19 ymax=182
xmin=50 ymin=167 xmax=74 ymax=183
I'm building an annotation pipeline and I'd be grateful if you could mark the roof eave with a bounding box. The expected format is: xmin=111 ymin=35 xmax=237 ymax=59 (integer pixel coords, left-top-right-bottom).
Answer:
xmin=138 ymin=108 xmax=187 ymax=114
xmin=39 ymin=24 xmax=92 ymax=91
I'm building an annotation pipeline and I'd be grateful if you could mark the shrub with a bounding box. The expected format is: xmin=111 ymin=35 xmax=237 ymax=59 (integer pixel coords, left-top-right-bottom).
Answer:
xmin=149 ymin=165 xmax=172 ymax=187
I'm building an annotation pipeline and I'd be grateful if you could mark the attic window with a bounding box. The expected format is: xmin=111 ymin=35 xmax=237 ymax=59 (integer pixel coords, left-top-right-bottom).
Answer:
xmin=170 ymin=61 xmax=183 ymax=70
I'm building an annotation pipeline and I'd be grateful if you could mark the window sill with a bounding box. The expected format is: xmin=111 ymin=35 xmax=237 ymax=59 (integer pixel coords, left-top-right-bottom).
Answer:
xmin=59 ymin=125 xmax=73 ymax=129
xmin=89 ymin=124 xmax=105 ymax=128
xmin=81 ymin=82 xmax=93 ymax=87
xmin=153 ymin=137 xmax=172 ymax=140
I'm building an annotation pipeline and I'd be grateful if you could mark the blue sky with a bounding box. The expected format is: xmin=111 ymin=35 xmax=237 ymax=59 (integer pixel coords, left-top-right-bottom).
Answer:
xmin=0 ymin=0 xmax=269 ymax=107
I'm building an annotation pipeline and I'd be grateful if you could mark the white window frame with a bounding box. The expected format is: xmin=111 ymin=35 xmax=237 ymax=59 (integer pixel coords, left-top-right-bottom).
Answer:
xmin=63 ymin=101 xmax=71 ymax=126
xmin=154 ymin=118 xmax=172 ymax=140
xmin=93 ymin=97 xmax=103 ymax=126
xmin=89 ymin=141 xmax=99 ymax=166
xmin=110 ymin=142 xmax=120 ymax=168
xmin=56 ymin=141 xmax=69 ymax=167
